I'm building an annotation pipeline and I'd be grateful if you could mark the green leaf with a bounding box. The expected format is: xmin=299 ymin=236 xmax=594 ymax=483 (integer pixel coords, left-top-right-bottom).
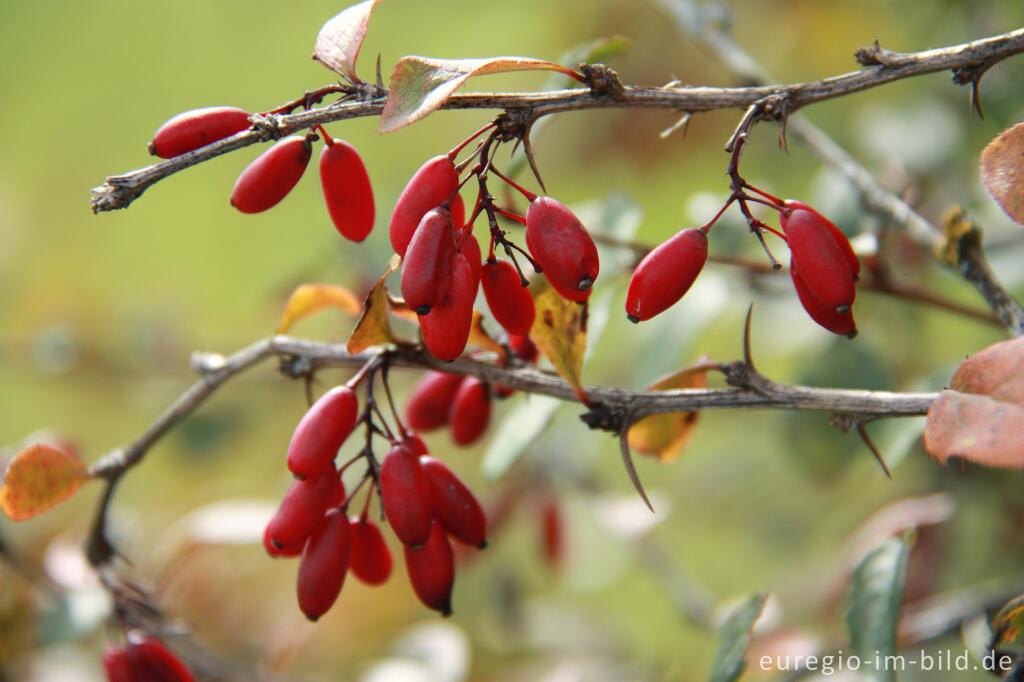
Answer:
xmin=845 ymin=533 xmax=914 ymax=682
xmin=709 ymin=593 xmax=768 ymax=682
xmin=313 ymin=0 xmax=384 ymax=83
xmin=0 ymin=443 xmax=89 ymax=521
xmin=379 ymin=56 xmax=579 ymax=133
xmin=481 ymin=395 xmax=562 ymax=482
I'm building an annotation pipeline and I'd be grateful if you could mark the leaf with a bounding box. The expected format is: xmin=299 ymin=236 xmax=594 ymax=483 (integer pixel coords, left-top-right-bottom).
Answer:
xmin=993 ymin=593 xmax=1024 ymax=646
xmin=845 ymin=533 xmax=914 ymax=682
xmin=347 ymin=256 xmax=403 ymax=354
xmin=0 ymin=443 xmax=89 ymax=521
xmin=950 ymin=336 xmax=1024 ymax=403
xmin=276 ymin=283 xmax=361 ymax=334
xmin=529 ymin=281 xmax=588 ymax=404
xmin=468 ymin=310 xmax=506 ymax=361
xmin=709 ymin=593 xmax=768 ymax=682
xmin=980 ymin=122 xmax=1024 ymax=226
xmin=379 ymin=56 xmax=579 ymax=133
xmin=482 ymin=395 xmax=562 ymax=482
xmin=924 ymin=391 xmax=1024 ymax=468
xmin=312 ymin=0 xmax=383 ymax=83
xmin=627 ymin=359 xmax=710 ymax=462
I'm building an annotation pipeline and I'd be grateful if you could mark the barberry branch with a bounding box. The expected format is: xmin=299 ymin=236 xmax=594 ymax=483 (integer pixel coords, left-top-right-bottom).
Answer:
xmin=91 ymin=28 xmax=1024 ymax=213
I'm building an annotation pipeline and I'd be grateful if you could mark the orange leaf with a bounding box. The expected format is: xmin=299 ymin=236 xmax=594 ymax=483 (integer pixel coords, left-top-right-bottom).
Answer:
xmin=950 ymin=336 xmax=1024 ymax=403
xmin=468 ymin=311 xmax=507 ymax=361
xmin=276 ymin=283 xmax=361 ymax=334
xmin=627 ymin=360 xmax=710 ymax=462
xmin=924 ymin=391 xmax=1024 ymax=468
xmin=981 ymin=122 xmax=1024 ymax=226
xmin=347 ymin=257 xmax=404 ymax=354
xmin=530 ymin=282 xmax=588 ymax=403
xmin=379 ymin=56 xmax=579 ymax=133
xmin=313 ymin=0 xmax=384 ymax=83
xmin=994 ymin=594 xmax=1024 ymax=646
xmin=1 ymin=443 xmax=88 ymax=521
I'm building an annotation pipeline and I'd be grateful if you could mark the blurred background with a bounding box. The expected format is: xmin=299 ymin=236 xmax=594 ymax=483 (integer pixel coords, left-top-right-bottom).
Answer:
xmin=3 ymin=0 xmax=1024 ymax=680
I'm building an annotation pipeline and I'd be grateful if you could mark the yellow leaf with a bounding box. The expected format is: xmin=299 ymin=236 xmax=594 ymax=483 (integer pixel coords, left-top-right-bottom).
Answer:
xmin=468 ymin=311 xmax=507 ymax=362
xmin=530 ymin=281 xmax=588 ymax=403
xmin=276 ymin=283 xmax=361 ymax=334
xmin=1 ymin=443 xmax=89 ymax=521
xmin=627 ymin=359 xmax=710 ymax=462
xmin=347 ymin=258 xmax=403 ymax=354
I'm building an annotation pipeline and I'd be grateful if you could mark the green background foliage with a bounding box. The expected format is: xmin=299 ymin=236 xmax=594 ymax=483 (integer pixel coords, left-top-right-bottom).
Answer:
xmin=3 ymin=1 xmax=1024 ymax=679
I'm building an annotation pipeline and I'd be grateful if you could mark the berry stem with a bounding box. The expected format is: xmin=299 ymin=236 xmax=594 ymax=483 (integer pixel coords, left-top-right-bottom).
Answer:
xmin=489 ymin=164 xmax=538 ymax=203
xmin=448 ymin=121 xmax=498 ymax=161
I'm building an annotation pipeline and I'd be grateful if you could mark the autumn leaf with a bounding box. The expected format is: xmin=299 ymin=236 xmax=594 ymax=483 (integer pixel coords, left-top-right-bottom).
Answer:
xmin=379 ymin=56 xmax=580 ymax=133
xmin=276 ymin=283 xmax=361 ymax=334
xmin=312 ymin=0 xmax=384 ymax=83
xmin=347 ymin=256 xmax=404 ymax=354
xmin=993 ymin=594 xmax=1024 ymax=646
xmin=627 ymin=359 xmax=710 ymax=462
xmin=980 ymin=122 xmax=1024 ymax=226
xmin=949 ymin=336 xmax=1024 ymax=403
xmin=0 ymin=443 xmax=89 ymax=521
xmin=468 ymin=311 xmax=507 ymax=361
xmin=530 ymin=282 xmax=588 ymax=403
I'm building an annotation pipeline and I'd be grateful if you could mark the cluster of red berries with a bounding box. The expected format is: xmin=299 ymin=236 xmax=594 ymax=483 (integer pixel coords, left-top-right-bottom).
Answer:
xmin=625 ymin=196 xmax=859 ymax=337
xmin=149 ymin=106 xmax=374 ymax=242
xmin=103 ymin=633 xmax=194 ymax=682
xmin=262 ymin=381 xmax=488 ymax=619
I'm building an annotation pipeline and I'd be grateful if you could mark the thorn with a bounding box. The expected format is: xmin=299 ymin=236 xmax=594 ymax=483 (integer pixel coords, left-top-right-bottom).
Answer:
xmin=742 ymin=304 xmax=756 ymax=372
xmin=778 ymin=116 xmax=790 ymax=152
xmin=857 ymin=422 xmax=892 ymax=479
xmin=376 ymin=53 xmax=385 ymax=91
xmin=523 ymin=123 xmax=548 ymax=195
xmin=659 ymin=111 xmax=692 ymax=140
xmin=619 ymin=425 xmax=654 ymax=513
xmin=971 ymin=79 xmax=985 ymax=118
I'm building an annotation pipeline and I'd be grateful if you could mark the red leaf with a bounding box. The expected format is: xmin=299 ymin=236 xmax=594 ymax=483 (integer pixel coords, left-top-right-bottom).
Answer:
xmin=981 ymin=122 xmax=1024 ymax=226
xmin=950 ymin=336 xmax=1024 ymax=403
xmin=313 ymin=0 xmax=384 ymax=83
xmin=924 ymin=391 xmax=1024 ymax=468
xmin=379 ymin=56 xmax=579 ymax=133
xmin=1 ymin=443 xmax=89 ymax=521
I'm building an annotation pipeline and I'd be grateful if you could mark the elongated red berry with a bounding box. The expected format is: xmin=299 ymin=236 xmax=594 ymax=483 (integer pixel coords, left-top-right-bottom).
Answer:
xmin=349 ymin=516 xmax=392 ymax=585
xmin=784 ymin=200 xmax=860 ymax=279
xmin=149 ymin=106 xmax=251 ymax=158
xmin=379 ymin=444 xmax=433 ymax=548
xmin=390 ymin=155 xmax=460 ymax=256
xmin=626 ymin=227 xmax=708 ymax=322
xmin=790 ymin=261 xmax=858 ymax=338
xmin=457 ymin=228 xmax=482 ymax=283
xmin=482 ymin=259 xmax=535 ymax=335
xmin=286 ymin=385 xmax=359 ymax=479
xmin=525 ymin=197 xmax=599 ymax=302
xmin=780 ymin=203 xmax=856 ymax=312
xmin=230 ymin=135 xmax=312 ymax=214
xmin=102 ymin=645 xmax=134 ymax=682
xmin=126 ymin=635 xmax=195 ymax=682
xmin=540 ymin=497 xmax=564 ymax=570
xmin=449 ymin=377 xmax=491 ymax=446
xmin=404 ymin=520 xmax=455 ymax=616
xmin=401 ymin=432 xmax=430 ymax=455
xmin=297 ymin=508 xmax=352 ymax=621
xmin=320 ymin=138 xmax=375 ymax=241
xmin=420 ymin=253 xmax=478 ymax=362
xmin=420 ymin=456 xmax=487 ymax=547
xmin=263 ymin=523 xmax=305 ymax=558
xmin=406 ymin=371 xmax=466 ymax=432
xmin=267 ymin=466 xmax=340 ymax=549
xmin=401 ymin=207 xmax=457 ymax=315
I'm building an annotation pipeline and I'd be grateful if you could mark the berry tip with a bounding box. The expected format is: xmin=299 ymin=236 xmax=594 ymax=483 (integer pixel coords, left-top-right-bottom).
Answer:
xmin=627 ymin=315 xmax=640 ymax=324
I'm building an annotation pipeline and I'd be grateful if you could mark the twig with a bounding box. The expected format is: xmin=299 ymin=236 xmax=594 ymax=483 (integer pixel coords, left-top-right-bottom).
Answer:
xmin=91 ymin=29 xmax=1024 ymax=213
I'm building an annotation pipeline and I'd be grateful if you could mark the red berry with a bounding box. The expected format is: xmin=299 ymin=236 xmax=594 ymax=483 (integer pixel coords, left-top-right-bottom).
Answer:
xmin=379 ymin=443 xmax=434 ymax=548
xmin=457 ymin=227 xmax=482 ymax=283
xmin=790 ymin=261 xmax=858 ymax=338
xmin=149 ymin=106 xmax=251 ymax=159
xmin=349 ymin=516 xmax=393 ymax=585
xmin=401 ymin=432 xmax=430 ymax=455
xmin=230 ymin=135 xmax=312 ymax=214
xmin=102 ymin=645 xmax=134 ymax=682
xmin=390 ymin=155 xmax=460 ymax=256
xmin=297 ymin=508 xmax=352 ymax=621
xmin=482 ymin=259 xmax=536 ymax=335
xmin=401 ymin=207 xmax=458 ymax=315
xmin=508 ymin=334 xmax=538 ymax=364
xmin=286 ymin=385 xmax=359 ymax=480
xmin=784 ymin=200 xmax=860 ymax=279
xmin=404 ymin=520 xmax=455 ymax=616
xmin=406 ymin=371 xmax=466 ymax=432
xmin=780 ymin=203 xmax=857 ymax=313
xmin=419 ymin=252 xmax=478 ymax=362
xmin=267 ymin=466 xmax=340 ymax=549
xmin=263 ymin=523 xmax=305 ymax=558
xmin=319 ymin=138 xmax=375 ymax=241
xmin=448 ymin=377 xmax=491 ymax=446
xmin=125 ymin=635 xmax=195 ymax=682
xmin=625 ymin=227 xmax=708 ymax=322
xmin=540 ymin=497 xmax=564 ymax=570
xmin=420 ymin=456 xmax=487 ymax=547
xmin=525 ymin=197 xmax=600 ymax=302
